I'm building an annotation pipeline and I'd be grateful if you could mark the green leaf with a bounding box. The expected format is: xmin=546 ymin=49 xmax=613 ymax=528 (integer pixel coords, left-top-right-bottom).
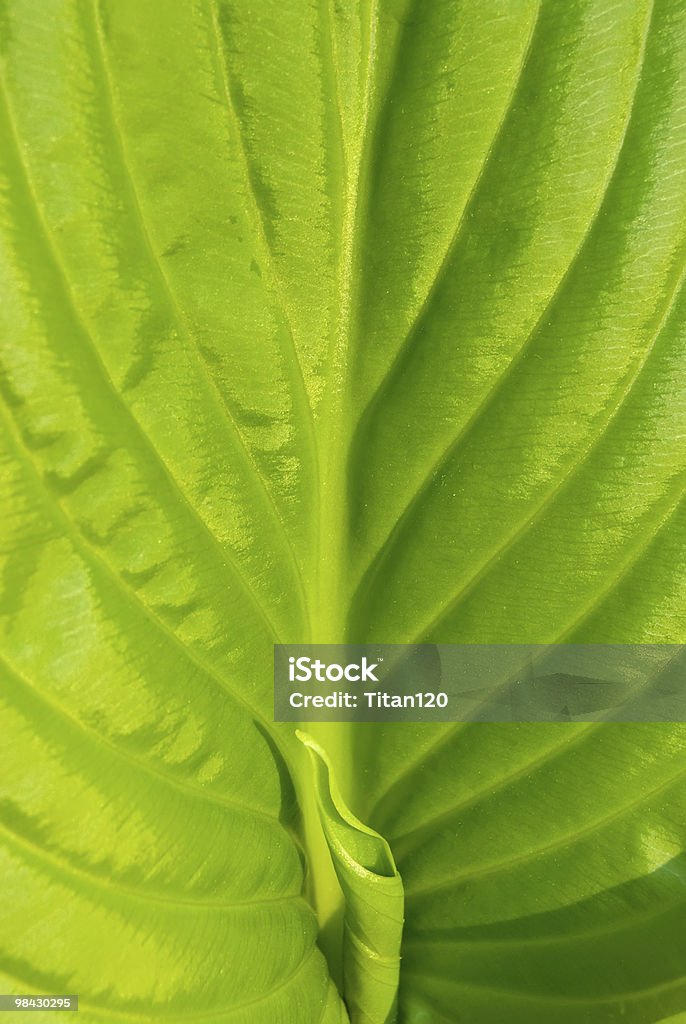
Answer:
xmin=298 ymin=731 xmax=403 ymax=1024
xmin=1 ymin=0 xmax=686 ymax=1022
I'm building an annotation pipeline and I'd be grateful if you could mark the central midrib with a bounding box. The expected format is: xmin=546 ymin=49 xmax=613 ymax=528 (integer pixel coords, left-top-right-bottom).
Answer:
xmin=302 ymin=0 xmax=384 ymax=997
xmin=314 ymin=0 xmax=380 ymax=650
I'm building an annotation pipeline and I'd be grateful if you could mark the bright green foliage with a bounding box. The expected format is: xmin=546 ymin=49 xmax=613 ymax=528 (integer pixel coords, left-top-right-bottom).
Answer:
xmin=1 ymin=0 xmax=686 ymax=1022
xmin=299 ymin=732 xmax=403 ymax=1024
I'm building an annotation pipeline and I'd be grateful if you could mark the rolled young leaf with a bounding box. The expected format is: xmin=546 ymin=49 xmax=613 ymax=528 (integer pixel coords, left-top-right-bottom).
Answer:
xmin=298 ymin=732 xmax=404 ymax=1024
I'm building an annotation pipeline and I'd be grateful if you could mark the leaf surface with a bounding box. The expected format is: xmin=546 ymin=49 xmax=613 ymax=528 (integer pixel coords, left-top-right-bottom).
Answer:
xmin=1 ymin=1 xmax=686 ymax=1022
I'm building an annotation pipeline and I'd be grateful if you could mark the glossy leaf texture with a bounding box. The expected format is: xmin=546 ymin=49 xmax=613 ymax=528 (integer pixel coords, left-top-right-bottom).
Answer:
xmin=1 ymin=1 xmax=686 ymax=1022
